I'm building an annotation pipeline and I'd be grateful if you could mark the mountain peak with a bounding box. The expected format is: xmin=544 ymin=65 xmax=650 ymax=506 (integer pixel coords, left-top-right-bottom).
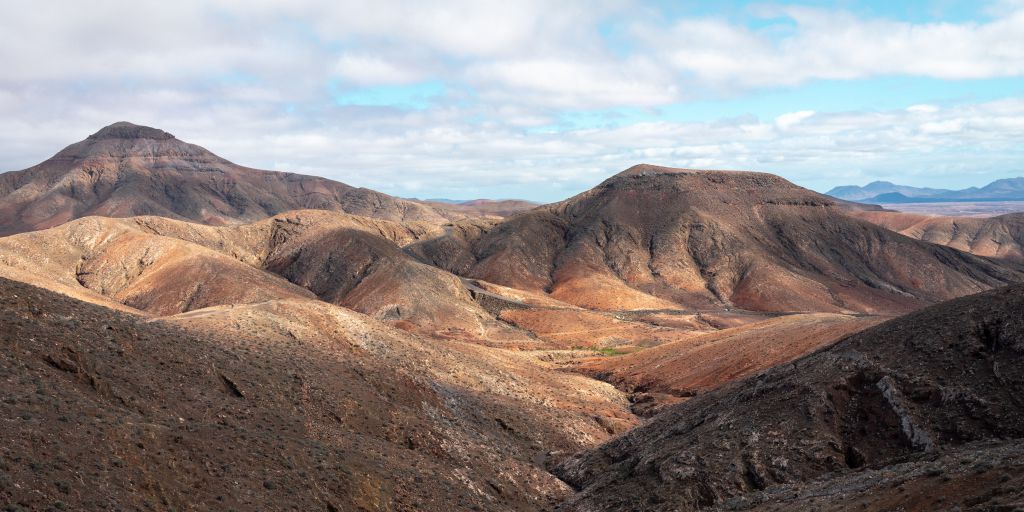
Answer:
xmin=87 ymin=122 xmax=175 ymax=141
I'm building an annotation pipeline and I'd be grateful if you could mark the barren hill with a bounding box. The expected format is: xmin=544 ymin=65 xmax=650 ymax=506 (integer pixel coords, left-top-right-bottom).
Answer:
xmin=411 ymin=164 xmax=1023 ymax=314
xmin=556 ymin=284 xmax=1024 ymax=511
xmin=127 ymin=210 xmax=535 ymax=343
xmin=0 ymin=211 xmax=536 ymax=344
xmin=0 ymin=122 xmax=460 ymax=235
xmin=0 ymin=276 xmax=636 ymax=511
xmin=849 ymin=210 xmax=1024 ymax=262
xmin=0 ymin=216 xmax=316 ymax=315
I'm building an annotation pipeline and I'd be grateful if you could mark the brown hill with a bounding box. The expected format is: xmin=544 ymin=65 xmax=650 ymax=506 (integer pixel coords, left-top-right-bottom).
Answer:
xmin=255 ymin=217 xmax=532 ymax=344
xmin=575 ymin=312 xmax=885 ymax=415
xmin=0 ymin=216 xmax=316 ymax=316
xmin=130 ymin=210 xmax=534 ymax=344
xmin=0 ymin=211 xmax=536 ymax=344
xmin=850 ymin=210 xmax=1024 ymax=262
xmin=0 ymin=122 xmax=460 ymax=236
xmin=0 ymin=276 xmax=635 ymax=511
xmin=556 ymin=284 xmax=1024 ymax=511
xmin=411 ymin=164 xmax=1023 ymax=314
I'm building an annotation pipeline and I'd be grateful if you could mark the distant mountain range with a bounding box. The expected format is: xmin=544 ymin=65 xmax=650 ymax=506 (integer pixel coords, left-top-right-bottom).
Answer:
xmin=827 ymin=177 xmax=1024 ymax=203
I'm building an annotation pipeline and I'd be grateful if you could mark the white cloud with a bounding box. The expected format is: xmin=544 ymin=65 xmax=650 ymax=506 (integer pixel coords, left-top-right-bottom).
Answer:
xmin=5 ymin=87 xmax=1021 ymax=202
xmin=640 ymin=6 xmax=1024 ymax=90
xmin=775 ymin=110 xmax=815 ymax=130
xmin=919 ymin=119 xmax=965 ymax=134
xmin=467 ymin=57 xmax=679 ymax=108
xmin=333 ymin=55 xmax=424 ymax=86
xmin=0 ymin=1 xmax=1023 ymax=201
xmin=907 ymin=104 xmax=940 ymax=114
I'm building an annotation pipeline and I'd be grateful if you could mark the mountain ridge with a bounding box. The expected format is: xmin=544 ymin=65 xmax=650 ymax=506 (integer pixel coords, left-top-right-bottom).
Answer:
xmin=828 ymin=177 xmax=1024 ymax=203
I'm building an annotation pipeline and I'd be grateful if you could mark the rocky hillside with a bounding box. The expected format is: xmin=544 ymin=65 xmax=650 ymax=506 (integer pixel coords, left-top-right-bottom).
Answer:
xmin=0 ymin=276 xmax=635 ymax=511
xmin=556 ymin=284 xmax=1024 ymax=511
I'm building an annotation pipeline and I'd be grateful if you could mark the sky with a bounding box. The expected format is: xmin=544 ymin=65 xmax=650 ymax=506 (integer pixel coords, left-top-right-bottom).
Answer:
xmin=0 ymin=1 xmax=1022 ymax=202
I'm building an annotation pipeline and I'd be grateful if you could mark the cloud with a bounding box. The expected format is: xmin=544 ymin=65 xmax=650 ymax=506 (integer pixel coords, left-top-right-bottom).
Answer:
xmin=2 ymin=1 xmax=1022 ymax=108
xmin=333 ymin=55 xmax=424 ymax=86
xmin=467 ymin=57 xmax=679 ymax=108
xmin=919 ymin=119 xmax=965 ymax=134
xmin=0 ymin=1 xmax=1022 ymax=201
xmin=5 ymin=84 xmax=1021 ymax=202
xmin=640 ymin=5 xmax=1024 ymax=90
xmin=775 ymin=110 xmax=815 ymax=130
xmin=907 ymin=104 xmax=940 ymax=114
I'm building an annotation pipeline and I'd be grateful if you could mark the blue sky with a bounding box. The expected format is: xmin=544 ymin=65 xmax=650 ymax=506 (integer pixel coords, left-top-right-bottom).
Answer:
xmin=0 ymin=0 xmax=1022 ymax=202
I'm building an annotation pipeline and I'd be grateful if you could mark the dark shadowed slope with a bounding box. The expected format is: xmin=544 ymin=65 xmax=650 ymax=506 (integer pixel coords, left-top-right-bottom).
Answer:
xmin=556 ymin=284 xmax=1024 ymax=511
xmin=0 ymin=122 xmax=459 ymax=235
xmin=0 ymin=277 xmax=635 ymax=511
xmin=411 ymin=164 xmax=1023 ymax=315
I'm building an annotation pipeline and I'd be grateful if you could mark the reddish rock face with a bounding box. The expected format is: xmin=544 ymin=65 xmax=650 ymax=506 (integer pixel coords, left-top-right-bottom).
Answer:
xmin=412 ymin=164 xmax=1024 ymax=315
xmin=0 ymin=122 xmax=461 ymax=236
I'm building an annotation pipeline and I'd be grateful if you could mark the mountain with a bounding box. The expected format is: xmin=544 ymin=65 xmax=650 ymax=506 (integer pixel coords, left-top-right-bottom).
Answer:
xmin=410 ymin=164 xmax=1023 ymax=315
xmin=0 ymin=122 xmax=461 ymax=236
xmin=971 ymin=177 xmax=1024 ymax=199
xmin=828 ymin=177 xmax=1024 ymax=203
xmin=826 ymin=181 xmax=952 ymax=201
xmin=849 ymin=211 xmax=1024 ymax=262
xmin=0 ymin=276 xmax=636 ymax=511
xmin=556 ymin=284 xmax=1024 ymax=511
